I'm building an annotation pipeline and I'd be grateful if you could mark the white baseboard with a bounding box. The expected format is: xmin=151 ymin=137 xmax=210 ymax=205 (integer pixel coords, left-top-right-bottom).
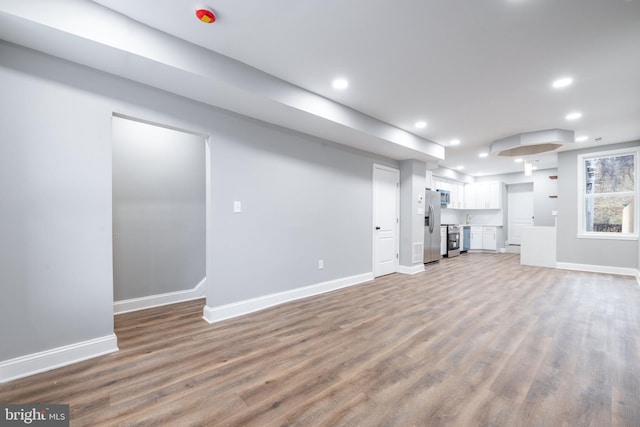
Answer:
xmin=114 ymin=277 xmax=206 ymax=315
xmin=0 ymin=334 xmax=118 ymax=384
xmin=398 ymin=264 xmax=425 ymax=275
xmin=203 ymin=272 xmax=374 ymax=324
xmin=556 ymin=262 xmax=638 ymax=277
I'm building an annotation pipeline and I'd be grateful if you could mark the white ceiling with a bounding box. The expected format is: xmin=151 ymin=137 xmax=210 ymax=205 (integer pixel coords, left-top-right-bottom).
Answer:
xmin=3 ymin=0 xmax=640 ymax=177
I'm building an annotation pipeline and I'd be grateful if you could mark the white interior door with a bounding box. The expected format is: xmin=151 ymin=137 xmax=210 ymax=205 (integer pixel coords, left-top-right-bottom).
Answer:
xmin=373 ymin=165 xmax=399 ymax=277
xmin=508 ymin=183 xmax=534 ymax=245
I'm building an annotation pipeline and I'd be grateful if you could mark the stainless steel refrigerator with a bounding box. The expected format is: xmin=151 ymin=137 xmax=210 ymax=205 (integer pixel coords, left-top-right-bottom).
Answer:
xmin=423 ymin=190 xmax=441 ymax=263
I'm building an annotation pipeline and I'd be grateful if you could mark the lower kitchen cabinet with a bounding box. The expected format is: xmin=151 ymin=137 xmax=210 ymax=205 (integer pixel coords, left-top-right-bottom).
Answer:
xmin=440 ymin=226 xmax=447 ymax=256
xmin=482 ymin=226 xmax=497 ymax=251
xmin=469 ymin=226 xmax=503 ymax=252
xmin=470 ymin=226 xmax=483 ymax=250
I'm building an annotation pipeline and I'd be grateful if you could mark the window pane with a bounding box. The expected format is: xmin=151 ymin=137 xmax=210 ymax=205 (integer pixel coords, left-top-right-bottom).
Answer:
xmin=585 ymin=154 xmax=634 ymax=195
xmin=584 ymin=194 xmax=634 ymax=233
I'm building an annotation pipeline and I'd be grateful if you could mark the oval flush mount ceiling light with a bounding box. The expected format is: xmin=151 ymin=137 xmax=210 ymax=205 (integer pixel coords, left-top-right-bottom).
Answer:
xmin=415 ymin=121 xmax=427 ymax=129
xmin=566 ymin=112 xmax=582 ymax=120
xmin=195 ymin=8 xmax=216 ymax=23
xmin=491 ymin=129 xmax=575 ymax=156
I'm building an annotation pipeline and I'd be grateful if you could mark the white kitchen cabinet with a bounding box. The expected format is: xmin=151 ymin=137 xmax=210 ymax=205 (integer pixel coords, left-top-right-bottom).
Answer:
xmin=469 ymin=225 xmax=503 ymax=251
xmin=433 ymin=177 xmax=465 ymax=209
xmin=470 ymin=226 xmax=483 ymax=250
xmin=486 ymin=182 xmax=501 ymax=209
xmin=482 ymin=226 xmax=497 ymax=251
xmin=451 ymin=182 xmax=464 ymax=209
xmin=481 ymin=226 xmax=504 ymax=252
xmin=464 ymin=185 xmax=477 ymax=209
xmin=464 ymin=181 xmax=503 ymax=209
xmin=440 ymin=226 xmax=447 ymax=256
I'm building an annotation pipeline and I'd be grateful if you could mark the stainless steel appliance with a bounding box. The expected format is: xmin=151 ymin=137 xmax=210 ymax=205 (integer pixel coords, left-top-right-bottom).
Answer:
xmin=423 ymin=190 xmax=441 ymax=263
xmin=437 ymin=189 xmax=450 ymax=207
xmin=462 ymin=226 xmax=470 ymax=252
xmin=443 ymin=224 xmax=461 ymax=257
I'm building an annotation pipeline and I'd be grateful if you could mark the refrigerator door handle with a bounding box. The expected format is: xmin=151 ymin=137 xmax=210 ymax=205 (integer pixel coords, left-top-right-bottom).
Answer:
xmin=428 ymin=204 xmax=434 ymax=233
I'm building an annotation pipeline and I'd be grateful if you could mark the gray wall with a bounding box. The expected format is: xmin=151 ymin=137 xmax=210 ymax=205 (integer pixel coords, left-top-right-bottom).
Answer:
xmin=400 ymin=160 xmax=427 ymax=266
xmin=476 ymin=168 xmax=558 ymax=227
xmin=112 ymin=117 xmax=206 ymax=301
xmin=557 ymin=141 xmax=640 ymax=268
xmin=0 ymin=41 xmax=399 ymax=361
xmin=0 ymin=44 xmax=114 ymax=360
xmin=209 ymin=123 xmax=397 ymax=305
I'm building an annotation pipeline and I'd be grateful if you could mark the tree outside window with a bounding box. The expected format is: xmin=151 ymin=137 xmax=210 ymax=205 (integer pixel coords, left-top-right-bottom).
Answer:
xmin=579 ymin=148 xmax=638 ymax=238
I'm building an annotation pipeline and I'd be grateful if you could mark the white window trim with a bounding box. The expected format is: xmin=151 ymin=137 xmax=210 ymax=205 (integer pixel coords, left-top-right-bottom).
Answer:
xmin=576 ymin=147 xmax=640 ymax=240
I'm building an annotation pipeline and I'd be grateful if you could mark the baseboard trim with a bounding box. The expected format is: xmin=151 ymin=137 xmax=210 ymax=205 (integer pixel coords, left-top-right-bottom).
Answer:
xmin=0 ymin=334 xmax=118 ymax=384
xmin=114 ymin=277 xmax=206 ymax=315
xmin=203 ymin=272 xmax=374 ymax=324
xmin=398 ymin=264 xmax=425 ymax=275
xmin=556 ymin=262 xmax=638 ymax=277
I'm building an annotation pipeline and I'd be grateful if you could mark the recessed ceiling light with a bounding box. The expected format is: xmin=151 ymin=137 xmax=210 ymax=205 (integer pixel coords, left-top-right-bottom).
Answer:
xmin=575 ymin=135 xmax=588 ymax=142
xmin=553 ymin=77 xmax=573 ymax=88
xmin=566 ymin=112 xmax=582 ymax=120
xmin=332 ymin=79 xmax=349 ymax=90
xmin=415 ymin=121 xmax=427 ymax=129
xmin=450 ymin=139 xmax=461 ymax=146
xmin=456 ymin=165 xmax=464 ymax=170
xmin=514 ymin=158 xmax=524 ymax=163
xmin=479 ymin=152 xmax=488 ymax=158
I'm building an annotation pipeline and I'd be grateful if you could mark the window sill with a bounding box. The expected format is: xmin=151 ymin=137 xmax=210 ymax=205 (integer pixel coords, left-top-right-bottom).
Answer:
xmin=577 ymin=232 xmax=639 ymax=241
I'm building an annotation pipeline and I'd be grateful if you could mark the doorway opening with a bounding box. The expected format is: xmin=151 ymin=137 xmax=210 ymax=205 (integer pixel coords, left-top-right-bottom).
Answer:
xmin=111 ymin=114 xmax=210 ymax=315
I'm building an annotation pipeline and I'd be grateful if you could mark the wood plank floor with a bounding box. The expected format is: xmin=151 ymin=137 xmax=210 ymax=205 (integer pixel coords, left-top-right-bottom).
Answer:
xmin=2 ymin=253 xmax=640 ymax=426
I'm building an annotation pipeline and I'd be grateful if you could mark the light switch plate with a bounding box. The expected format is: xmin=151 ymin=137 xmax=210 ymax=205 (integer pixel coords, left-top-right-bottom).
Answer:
xmin=233 ymin=201 xmax=242 ymax=213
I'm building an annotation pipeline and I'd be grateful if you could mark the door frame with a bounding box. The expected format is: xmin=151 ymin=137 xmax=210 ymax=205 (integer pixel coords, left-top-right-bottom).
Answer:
xmin=111 ymin=113 xmax=210 ymax=314
xmin=372 ymin=164 xmax=400 ymax=277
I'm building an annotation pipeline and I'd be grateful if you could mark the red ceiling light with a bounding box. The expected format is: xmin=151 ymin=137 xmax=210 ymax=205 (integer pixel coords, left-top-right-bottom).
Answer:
xmin=195 ymin=8 xmax=216 ymax=24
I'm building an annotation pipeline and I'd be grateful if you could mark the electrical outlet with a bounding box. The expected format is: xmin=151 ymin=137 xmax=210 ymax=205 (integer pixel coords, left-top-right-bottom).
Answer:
xmin=318 ymin=259 xmax=324 ymax=269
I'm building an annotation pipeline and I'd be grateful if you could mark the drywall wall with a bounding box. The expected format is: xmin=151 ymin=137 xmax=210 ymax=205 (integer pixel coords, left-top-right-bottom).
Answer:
xmin=399 ymin=160 xmax=427 ymax=268
xmin=112 ymin=117 xmax=206 ymax=301
xmin=475 ymin=168 xmax=558 ymax=227
xmin=0 ymin=44 xmax=115 ymax=361
xmin=0 ymin=41 xmax=399 ymax=366
xmin=557 ymin=142 xmax=640 ymax=268
xmin=208 ymin=121 xmax=395 ymax=305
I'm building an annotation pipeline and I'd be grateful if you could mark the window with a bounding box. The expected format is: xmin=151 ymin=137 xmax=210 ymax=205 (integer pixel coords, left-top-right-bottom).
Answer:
xmin=577 ymin=147 xmax=639 ymax=239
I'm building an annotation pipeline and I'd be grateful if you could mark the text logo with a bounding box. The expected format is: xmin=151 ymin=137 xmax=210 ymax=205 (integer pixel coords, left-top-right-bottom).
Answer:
xmin=1 ymin=405 xmax=69 ymax=426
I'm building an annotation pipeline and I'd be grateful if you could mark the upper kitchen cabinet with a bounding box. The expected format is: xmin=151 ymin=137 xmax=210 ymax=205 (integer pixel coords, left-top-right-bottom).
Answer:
xmin=464 ymin=181 xmax=503 ymax=209
xmin=432 ymin=177 xmax=464 ymax=209
xmin=426 ymin=170 xmax=433 ymax=190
